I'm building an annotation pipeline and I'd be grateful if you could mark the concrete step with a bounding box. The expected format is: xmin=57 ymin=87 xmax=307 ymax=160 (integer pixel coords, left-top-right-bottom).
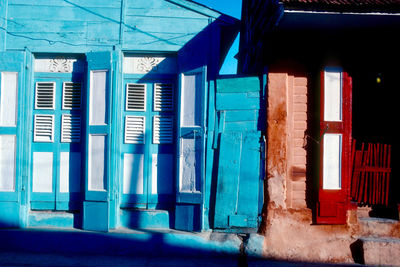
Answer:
xmin=353 ymin=237 xmax=400 ymax=266
xmin=119 ymin=209 xmax=170 ymax=229
xmin=358 ymin=217 xmax=400 ymax=238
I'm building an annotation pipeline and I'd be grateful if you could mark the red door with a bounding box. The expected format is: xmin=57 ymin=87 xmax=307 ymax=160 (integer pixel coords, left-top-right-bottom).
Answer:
xmin=317 ymin=67 xmax=352 ymax=224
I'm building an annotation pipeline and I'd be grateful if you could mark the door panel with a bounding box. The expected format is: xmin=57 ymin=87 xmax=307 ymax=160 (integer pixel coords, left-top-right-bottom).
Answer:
xmin=317 ymin=67 xmax=352 ymax=224
xmin=0 ymin=52 xmax=24 ymax=227
xmin=31 ymin=75 xmax=83 ymax=211
xmin=120 ymin=79 xmax=175 ymax=208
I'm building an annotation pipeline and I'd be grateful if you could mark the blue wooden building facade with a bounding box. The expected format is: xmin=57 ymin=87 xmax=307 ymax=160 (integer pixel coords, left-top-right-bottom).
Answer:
xmin=0 ymin=0 xmax=263 ymax=232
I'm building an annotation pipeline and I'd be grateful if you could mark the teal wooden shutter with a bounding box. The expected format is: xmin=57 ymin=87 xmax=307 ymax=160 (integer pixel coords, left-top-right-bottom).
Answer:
xmin=175 ymin=67 xmax=206 ymax=231
xmin=212 ymin=77 xmax=262 ymax=230
xmin=83 ymin=51 xmax=112 ymax=231
xmin=0 ymin=51 xmax=24 ymax=227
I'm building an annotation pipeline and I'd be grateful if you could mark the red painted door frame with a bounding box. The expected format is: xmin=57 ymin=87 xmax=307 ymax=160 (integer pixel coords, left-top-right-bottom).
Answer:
xmin=316 ymin=68 xmax=352 ymax=224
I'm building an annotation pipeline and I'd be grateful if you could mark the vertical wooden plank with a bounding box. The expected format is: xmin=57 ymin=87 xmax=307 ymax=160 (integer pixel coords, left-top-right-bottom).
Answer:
xmin=386 ymin=145 xmax=391 ymax=206
xmin=213 ymin=131 xmax=242 ymax=229
xmin=236 ymin=132 xmax=259 ymax=227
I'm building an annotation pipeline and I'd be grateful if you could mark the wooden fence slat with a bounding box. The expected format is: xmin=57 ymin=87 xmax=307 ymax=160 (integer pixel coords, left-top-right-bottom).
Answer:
xmin=350 ymin=141 xmax=392 ymax=206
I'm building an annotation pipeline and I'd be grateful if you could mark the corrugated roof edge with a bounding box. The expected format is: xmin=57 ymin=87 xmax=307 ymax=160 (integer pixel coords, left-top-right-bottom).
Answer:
xmin=280 ymin=0 xmax=400 ymax=14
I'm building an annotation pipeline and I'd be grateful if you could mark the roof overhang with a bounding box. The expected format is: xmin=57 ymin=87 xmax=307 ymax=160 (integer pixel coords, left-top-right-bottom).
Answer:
xmin=277 ymin=9 xmax=400 ymax=30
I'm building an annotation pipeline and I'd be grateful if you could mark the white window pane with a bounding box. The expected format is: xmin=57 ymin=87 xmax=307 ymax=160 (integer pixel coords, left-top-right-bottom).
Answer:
xmin=60 ymin=152 xmax=81 ymax=193
xmin=0 ymin=72 xmax=18 ymax=126
xmin=32 ymin=152 xmax=53 ymax=193
xmin=179 ymin=138 xmax=201 ymax=192
xmin=0 ymin=135 xmax=16 ymax=191
xmin=152 ymin=154 xmax=173 ymax=195
xmin=324 ymin=69 xmax=342 ymax=122
xmin=89 ymin=71 xmax=107 ymax=125
xmin=181 ymin=74 xmax=202 ymax=126
xmin=123 ymin=153 xmax=144 ymax=194
xmin=88 ymin=135 xmax=106 ymax=191
xmin=323 ymin=134 xmax=342 ymax=190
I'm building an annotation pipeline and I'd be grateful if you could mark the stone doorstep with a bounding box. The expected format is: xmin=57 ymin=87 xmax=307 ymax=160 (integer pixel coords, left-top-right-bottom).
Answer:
xmin=358 ymin=217 xmax=400 ymax=238
xmin=358 ymin=237 xmax=400 ymax=267
xmin=0 ymin=228 xmax=265 ymax=259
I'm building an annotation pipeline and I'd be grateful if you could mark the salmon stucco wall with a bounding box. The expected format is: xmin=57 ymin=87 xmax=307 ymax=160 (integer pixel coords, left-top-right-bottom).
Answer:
xmin=264 ymin=72 xmax=357 ymax=263
xmin=266 ymin=72 xmax=307 ymax=210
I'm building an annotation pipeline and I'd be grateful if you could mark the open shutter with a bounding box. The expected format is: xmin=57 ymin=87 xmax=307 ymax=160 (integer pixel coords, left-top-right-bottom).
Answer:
xmin=175 ymin=67 xmax=206 ymax=231
xmin=83 ymin=51 xmax=112 ymax=231
xmin=0 ymin=51 xmax=24 ymax=227
xmin=317 ymin=67 xmax=352 ymax=224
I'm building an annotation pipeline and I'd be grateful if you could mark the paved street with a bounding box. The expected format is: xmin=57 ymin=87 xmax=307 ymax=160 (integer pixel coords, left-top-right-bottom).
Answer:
xmin=0 ymin=252 xmax=359 ymax=267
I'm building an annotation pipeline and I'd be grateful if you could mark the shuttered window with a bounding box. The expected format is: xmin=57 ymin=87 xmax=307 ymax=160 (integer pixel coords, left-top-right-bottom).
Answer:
xmin=125 ymin=116 xmax=145 ymax=144
xmin=61 ymin=114 xmax=81 ymax=143
xmin=34 ymin=114 xmax=54 ymax=142
xmin=62 ymin=82 xmax=82 ymax=110
xmin=153 ymin=116 xmax=173 ymax=144
xmin=154 ymin=83 xmax=173 ymax=111
xmin=35 ymin=82 xmax=55 ymax=109
xmin=126 ymin=83 xmax=146 ymax=111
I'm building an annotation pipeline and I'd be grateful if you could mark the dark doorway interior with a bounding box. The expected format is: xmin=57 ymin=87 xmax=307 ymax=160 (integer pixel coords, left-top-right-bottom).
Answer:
xmin=351 ymin=66 xmax=399 ymax=218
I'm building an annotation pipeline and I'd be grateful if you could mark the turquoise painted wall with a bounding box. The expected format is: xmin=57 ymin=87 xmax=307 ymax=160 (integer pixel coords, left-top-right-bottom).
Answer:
xmin=0 ymin=0 xmax=264 ymax=233
xmin=3 ymin=0 xmax=219 ymax=53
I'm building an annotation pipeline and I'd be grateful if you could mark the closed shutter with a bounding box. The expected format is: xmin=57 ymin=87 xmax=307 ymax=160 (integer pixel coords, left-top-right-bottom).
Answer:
xmin=35 ymin=82 xmax=55 ymax=109
xmin=62 ymin=82 xmax=82 ymax=110
xmin=61 ymin=114 xmax=81 ymax=143
xmin=34 ymin=114 xmax=54 ymax=142
xmin=125 ymin=116 xmax=145 ymax=144
xmin=153 ymin=115 xmax=173 ymax=144
xmin=154 ymin=83 xmax=173 ymax=111
xmin=126 ymin=83 xmax=146 ymax=111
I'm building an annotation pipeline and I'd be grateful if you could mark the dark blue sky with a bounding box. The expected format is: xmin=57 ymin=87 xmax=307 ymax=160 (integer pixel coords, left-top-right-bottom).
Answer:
xmin=193 ymin=0 xmax=242 ymax=74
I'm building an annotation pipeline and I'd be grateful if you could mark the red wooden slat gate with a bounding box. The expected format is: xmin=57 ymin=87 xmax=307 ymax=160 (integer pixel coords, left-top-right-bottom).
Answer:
xmin=351 ymin=140 xmax=392 ymax=206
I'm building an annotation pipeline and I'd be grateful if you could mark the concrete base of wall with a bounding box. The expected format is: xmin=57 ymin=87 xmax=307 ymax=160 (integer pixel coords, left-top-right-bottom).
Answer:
xmin=262 ymin=208 xmax=356 ymax=264
xmin=359 ymin=237 xmax=400 ymax=266
xmin=262 ymin=207 xmax=400 ymax=265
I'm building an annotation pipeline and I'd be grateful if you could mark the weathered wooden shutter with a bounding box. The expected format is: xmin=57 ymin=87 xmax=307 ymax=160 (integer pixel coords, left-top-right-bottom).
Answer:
xmin=175 ymin=67 xmax=206 ymax=231
xmin=212 ymin=77 xmax=261 ymax=230
xmin=316 ymin=67 xmax=352 ymax=224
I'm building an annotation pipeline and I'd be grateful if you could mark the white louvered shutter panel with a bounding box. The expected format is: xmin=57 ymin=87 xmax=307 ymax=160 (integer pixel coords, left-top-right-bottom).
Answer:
xmin=61 ymin=114 xmax=81 ymax=142
xmin=126 ymin=83 xmax=146 ymax=111
xmin=35 ymin=82 xmax=55 ymax=109
xmin=62 ymin=82 xmax=82 ymax=110
xmin=154 ymin=83 xmax=173 ymax=111
xmin=125 ymin=116 xmax=145 ymax=144
xmin=153 ymin=116 xmax=173 ymax=144
xmin=34 ymin=114 xmax=54 ymax=142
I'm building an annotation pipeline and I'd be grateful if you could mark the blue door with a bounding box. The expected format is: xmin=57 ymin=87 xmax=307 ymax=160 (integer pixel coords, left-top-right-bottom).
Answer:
xmin=174 ymin=68 xmax=207 ymax=231
xmin=30 ymin=74 xmax=83 ymax=211
xmin=0 ymin=51 xmax=24 ymax=227
xmin=120 ymin=78 xmax=175 ymax=209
